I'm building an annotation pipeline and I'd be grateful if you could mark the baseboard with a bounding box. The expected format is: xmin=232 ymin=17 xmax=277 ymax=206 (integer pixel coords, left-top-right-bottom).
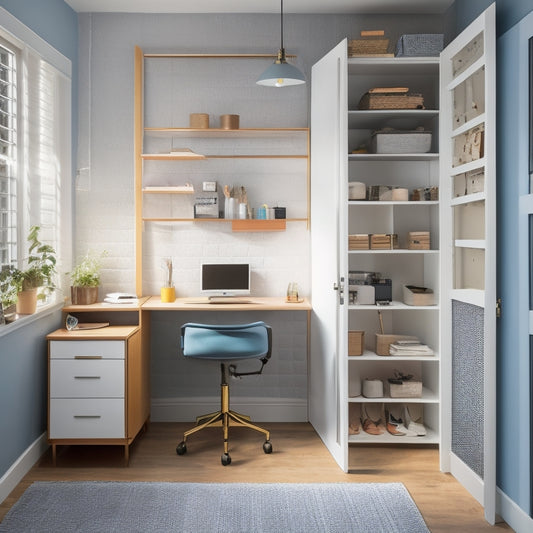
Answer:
xmin=151 ymin=396 xmax=308 ymax=423
xmin=497 ymin=487 xmax=533 ymax=533
xmin=450 ymin=452 xmax=484 ymax=505
xmin=0 ymin=433 xmax=48 ymax=505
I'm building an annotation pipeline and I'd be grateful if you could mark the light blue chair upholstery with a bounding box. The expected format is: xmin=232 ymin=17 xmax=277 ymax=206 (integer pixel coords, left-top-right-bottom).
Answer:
xmin=177 ymin=321 xmax=273 ymax=466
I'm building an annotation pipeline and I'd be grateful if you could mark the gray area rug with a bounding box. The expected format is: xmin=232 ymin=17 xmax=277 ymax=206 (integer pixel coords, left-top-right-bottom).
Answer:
xmin=0 ymin=481 xmax=429 ymax=533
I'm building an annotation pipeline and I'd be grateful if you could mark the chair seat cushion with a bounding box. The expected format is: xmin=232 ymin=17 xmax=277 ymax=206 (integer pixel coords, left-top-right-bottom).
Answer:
xmin=182 ymin=323 xmax=269 ymax=360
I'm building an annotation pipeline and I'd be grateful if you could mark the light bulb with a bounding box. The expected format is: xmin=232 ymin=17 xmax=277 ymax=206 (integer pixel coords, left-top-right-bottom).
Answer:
xmin=276 ymin=78 xmax=284 ymax=87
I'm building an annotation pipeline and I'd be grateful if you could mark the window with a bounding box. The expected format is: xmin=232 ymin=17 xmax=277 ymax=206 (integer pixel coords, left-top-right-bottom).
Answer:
xmin=0 ymin=17 xmax=72 ymax=306
xmin=0 ymin=39 xmax=16 ymax=268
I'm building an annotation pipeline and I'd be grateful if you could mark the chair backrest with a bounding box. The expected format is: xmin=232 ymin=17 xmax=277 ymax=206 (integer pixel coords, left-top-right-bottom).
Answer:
xmin=180 ymin=321 xmax=272 ymax=362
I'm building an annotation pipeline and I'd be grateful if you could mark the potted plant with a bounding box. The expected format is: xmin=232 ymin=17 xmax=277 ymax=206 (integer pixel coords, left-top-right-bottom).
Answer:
xmin=70 ymin=250 xmax=106 ymax=305
xmin=14 ymin=226 xmax=57 ymax=314
xmin=0 ymin=266 xmax=18 ymax=323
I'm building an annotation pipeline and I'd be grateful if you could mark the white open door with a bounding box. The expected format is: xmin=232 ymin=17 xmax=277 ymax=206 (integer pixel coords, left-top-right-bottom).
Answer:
xmin=309 ymin=39 xmax=348 ymax=471
xmin=440 ymin=3 xmax=496 ymax=523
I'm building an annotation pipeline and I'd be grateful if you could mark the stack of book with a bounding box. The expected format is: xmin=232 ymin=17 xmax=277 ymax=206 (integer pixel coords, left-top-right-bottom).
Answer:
xmin=389 ymin=339 xmax=434 ymax=356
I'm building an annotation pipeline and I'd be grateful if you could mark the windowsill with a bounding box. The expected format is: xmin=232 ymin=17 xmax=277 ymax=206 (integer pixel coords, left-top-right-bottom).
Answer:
xmin=0 ymin=301 xmax=63 ymax=339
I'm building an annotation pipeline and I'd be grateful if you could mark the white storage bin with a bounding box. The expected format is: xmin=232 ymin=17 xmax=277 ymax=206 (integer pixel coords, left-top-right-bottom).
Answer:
xmin=371 ymin=130 xmax=432 ymax=154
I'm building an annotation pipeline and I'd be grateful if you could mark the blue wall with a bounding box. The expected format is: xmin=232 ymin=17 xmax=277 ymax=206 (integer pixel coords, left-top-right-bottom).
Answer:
xmin=456 ymin=0 xmax=533 ymax=36
xmin=0 ymin=0 xmax=77 ymax=479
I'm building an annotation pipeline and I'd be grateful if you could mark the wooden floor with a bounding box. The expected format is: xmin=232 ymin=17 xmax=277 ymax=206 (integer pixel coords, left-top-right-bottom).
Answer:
xmin=1 ymin=422 xmax=513 ymax=532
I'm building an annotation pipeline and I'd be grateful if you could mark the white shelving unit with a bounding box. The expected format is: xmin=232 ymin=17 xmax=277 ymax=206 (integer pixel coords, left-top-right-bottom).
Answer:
xmin=310 ymin=5 xmax=496 ymax=521
xmin=345 ymin=55 xmax=440 ymax=451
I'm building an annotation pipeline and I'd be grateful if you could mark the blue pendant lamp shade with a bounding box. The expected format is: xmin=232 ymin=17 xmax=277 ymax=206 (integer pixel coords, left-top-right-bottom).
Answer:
xmin=256 ymin=0 xmax=305 ymax=87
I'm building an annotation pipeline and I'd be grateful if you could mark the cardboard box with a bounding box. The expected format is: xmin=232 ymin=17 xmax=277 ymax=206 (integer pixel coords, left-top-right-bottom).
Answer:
xmin=348 ymin=331 xmax=365 ymax=356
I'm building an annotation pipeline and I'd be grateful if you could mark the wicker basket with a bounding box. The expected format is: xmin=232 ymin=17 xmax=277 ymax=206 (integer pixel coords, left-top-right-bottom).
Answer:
xmin=358 ymin=92 xmax=424 ymax=110
xmin=395 ymin=34 xmax=444 ymax=57
xmin=388 ymin=379 xmax=422 ymax=398
xmin=349 ymin=38 xmax=389 ymax=56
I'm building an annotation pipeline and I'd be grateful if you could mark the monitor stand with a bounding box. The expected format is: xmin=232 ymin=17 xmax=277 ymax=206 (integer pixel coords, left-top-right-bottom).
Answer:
xmin=208 ymin=295 xmax=252 ymax=304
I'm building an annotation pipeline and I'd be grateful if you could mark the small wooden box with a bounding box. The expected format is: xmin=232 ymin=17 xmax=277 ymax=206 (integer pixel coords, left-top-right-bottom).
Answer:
xmin=370 ymin=233 xmax=398 ymax=250
xmin=408 ymin=231 xmax=430 ymax=250
xmin=349 ymin=234 xmax=369 ymax=250
xmin=348 ymin=331 xmax=365 ymax=356
xmin=375 ymin=334 xmax=419 ymax=356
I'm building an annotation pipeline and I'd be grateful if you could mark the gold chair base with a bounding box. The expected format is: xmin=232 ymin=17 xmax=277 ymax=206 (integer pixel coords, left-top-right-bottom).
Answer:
xmin=182 ymin=382 xmax=270 ymax=456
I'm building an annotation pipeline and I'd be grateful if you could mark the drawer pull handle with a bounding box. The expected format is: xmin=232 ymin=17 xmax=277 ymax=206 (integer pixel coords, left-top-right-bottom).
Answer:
xmin=74 ymin=376 xmax=101 ymax=379
xmin=74 ymin=355 xmax=103 ymax=359
xmin=73 ymin=415 xmax=101 ymax=419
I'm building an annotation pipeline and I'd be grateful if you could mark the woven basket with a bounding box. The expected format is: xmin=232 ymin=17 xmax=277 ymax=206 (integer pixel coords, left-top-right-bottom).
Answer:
xmin=349 ymin=38 xmax=389 ymax=56
xmin=389 ymin=380 xmax=422 ymax=398
xmin=358 ymin=92 xmax=424 ymax=110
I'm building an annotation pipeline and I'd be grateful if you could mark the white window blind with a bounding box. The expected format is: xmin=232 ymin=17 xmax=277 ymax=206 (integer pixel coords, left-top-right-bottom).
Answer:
xmin=0 ymin=40 xmax=17 ymax=268
xmin=21 ymin=49 xmax=70 ymax=270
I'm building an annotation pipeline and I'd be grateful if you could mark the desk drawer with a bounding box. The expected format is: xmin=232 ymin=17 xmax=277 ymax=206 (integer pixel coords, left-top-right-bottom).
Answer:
xmin=50 ymin=340 xmax=125 ymax=360
xmin=50 ymin=360 xmax=124 ymax=398
xmin=49 ymin=398 xmax=124 ymax=439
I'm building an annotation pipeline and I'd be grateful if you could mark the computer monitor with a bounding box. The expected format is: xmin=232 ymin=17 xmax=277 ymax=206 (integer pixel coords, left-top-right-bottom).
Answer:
xmin=201 ymin=263 xmax=250 ymax=296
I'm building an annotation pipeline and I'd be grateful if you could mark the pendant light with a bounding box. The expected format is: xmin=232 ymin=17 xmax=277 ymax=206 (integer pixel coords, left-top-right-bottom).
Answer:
xmin=256 ymin=0 xmax=305 ymax=87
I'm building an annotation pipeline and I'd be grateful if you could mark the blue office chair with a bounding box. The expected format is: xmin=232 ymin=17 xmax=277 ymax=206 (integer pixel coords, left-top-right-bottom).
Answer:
xmin=177 ymin=321 xmax=273 ymax=466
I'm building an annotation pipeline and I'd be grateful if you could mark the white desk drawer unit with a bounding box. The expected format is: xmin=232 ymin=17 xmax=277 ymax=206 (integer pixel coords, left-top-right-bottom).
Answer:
xmin=50 ymin=398 xmax=125 ymax=439
xmin=47 ymin=325 xmax=146 ymax=466
xmin=49 ymin=339 xmax=125 ymax=359
xmin=50 ymin=359 xmax=125 ymax=398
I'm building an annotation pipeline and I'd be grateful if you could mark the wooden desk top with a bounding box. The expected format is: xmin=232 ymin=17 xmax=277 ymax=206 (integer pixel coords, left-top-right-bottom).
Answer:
xmin=62 ymin=296 xmax=150 ymax=313
xmin=142 ymin=296 xmax=312 ymax=311
xmin=46 ymin=325 xmax=140 ymax=340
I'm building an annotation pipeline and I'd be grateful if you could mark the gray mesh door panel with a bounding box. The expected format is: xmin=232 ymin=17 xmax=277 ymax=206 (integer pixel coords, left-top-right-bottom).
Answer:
xmin=452 ymin=300 xmax=484 ymax=479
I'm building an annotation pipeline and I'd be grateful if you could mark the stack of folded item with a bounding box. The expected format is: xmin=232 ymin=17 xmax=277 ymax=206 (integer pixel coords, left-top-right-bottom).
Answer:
xmin=389 ymin=339 xmax=434 ymax=356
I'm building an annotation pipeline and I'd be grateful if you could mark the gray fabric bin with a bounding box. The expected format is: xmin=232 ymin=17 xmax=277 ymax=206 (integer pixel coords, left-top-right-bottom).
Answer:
xmin=395 ymin=34 xmax=444 ymax=57
xmin=371 ymin=130 xmax=432 ymax=154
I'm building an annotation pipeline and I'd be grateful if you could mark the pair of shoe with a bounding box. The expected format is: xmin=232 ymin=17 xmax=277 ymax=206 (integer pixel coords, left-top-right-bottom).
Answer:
xmin=361 ymin=403 xmax=385 ymax=435
xmin=385 ymin=404 xmax=426 ymax=437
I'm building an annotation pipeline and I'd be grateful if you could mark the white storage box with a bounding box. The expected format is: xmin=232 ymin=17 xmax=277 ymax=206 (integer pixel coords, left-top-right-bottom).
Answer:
xmin=371 ymin=130 xmax=432 ymax=154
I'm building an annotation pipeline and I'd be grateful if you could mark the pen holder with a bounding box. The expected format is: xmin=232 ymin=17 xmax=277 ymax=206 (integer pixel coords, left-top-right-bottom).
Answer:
xmin=160 ymin=286 xmax=176 ymax=303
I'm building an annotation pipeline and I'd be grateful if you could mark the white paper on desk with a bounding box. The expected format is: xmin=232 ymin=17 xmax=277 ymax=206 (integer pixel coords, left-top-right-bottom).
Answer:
xmin=104 ymin=297 xmax=139 ymax=305
xmin=106 ymin=292 xmax=137 ymax=300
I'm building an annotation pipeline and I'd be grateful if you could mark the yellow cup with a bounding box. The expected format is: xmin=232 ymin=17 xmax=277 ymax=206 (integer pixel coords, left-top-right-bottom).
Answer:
xmin=160 ymin=286 xmax=176 ymax=303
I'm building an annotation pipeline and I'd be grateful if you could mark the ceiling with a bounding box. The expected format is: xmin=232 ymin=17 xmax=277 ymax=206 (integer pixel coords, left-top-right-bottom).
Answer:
xmin=64 ymin=0 xmax=455 ymax=15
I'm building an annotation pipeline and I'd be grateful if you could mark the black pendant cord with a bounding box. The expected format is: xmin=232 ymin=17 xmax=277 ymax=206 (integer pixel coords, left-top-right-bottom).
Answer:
xmin=280 ymin=0 xmax=284 ymax=51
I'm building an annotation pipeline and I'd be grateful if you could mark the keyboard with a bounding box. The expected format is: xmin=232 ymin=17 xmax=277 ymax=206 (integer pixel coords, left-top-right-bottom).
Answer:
xmin=208 ymin=297 xmax=252 ymax=304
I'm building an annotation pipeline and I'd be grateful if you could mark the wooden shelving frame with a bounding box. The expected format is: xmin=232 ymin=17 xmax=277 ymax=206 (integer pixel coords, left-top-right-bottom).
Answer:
xmin=134 ymin=46 xmax=310 ymax=296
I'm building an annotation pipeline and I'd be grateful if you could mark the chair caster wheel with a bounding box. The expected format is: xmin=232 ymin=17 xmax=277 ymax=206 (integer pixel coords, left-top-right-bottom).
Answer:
xmin=263 ymin=440 xmax=273 ymax=454
xmin=221 ymin=453 xmax=231 ymax=466
xmin=176 ymin=442 xmax=187 ymax=455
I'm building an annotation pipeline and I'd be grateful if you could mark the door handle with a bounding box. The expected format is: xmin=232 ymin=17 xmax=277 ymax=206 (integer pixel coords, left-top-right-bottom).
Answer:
xmin=333 ymin=277 xmax=345 ymax=305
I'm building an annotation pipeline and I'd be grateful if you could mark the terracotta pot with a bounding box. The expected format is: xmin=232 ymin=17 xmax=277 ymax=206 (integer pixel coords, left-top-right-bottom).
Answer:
xmin=16 ymin=289 xmax=38 ymax=314
xmin=71 ymin=286 xmax=99 ymax=305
